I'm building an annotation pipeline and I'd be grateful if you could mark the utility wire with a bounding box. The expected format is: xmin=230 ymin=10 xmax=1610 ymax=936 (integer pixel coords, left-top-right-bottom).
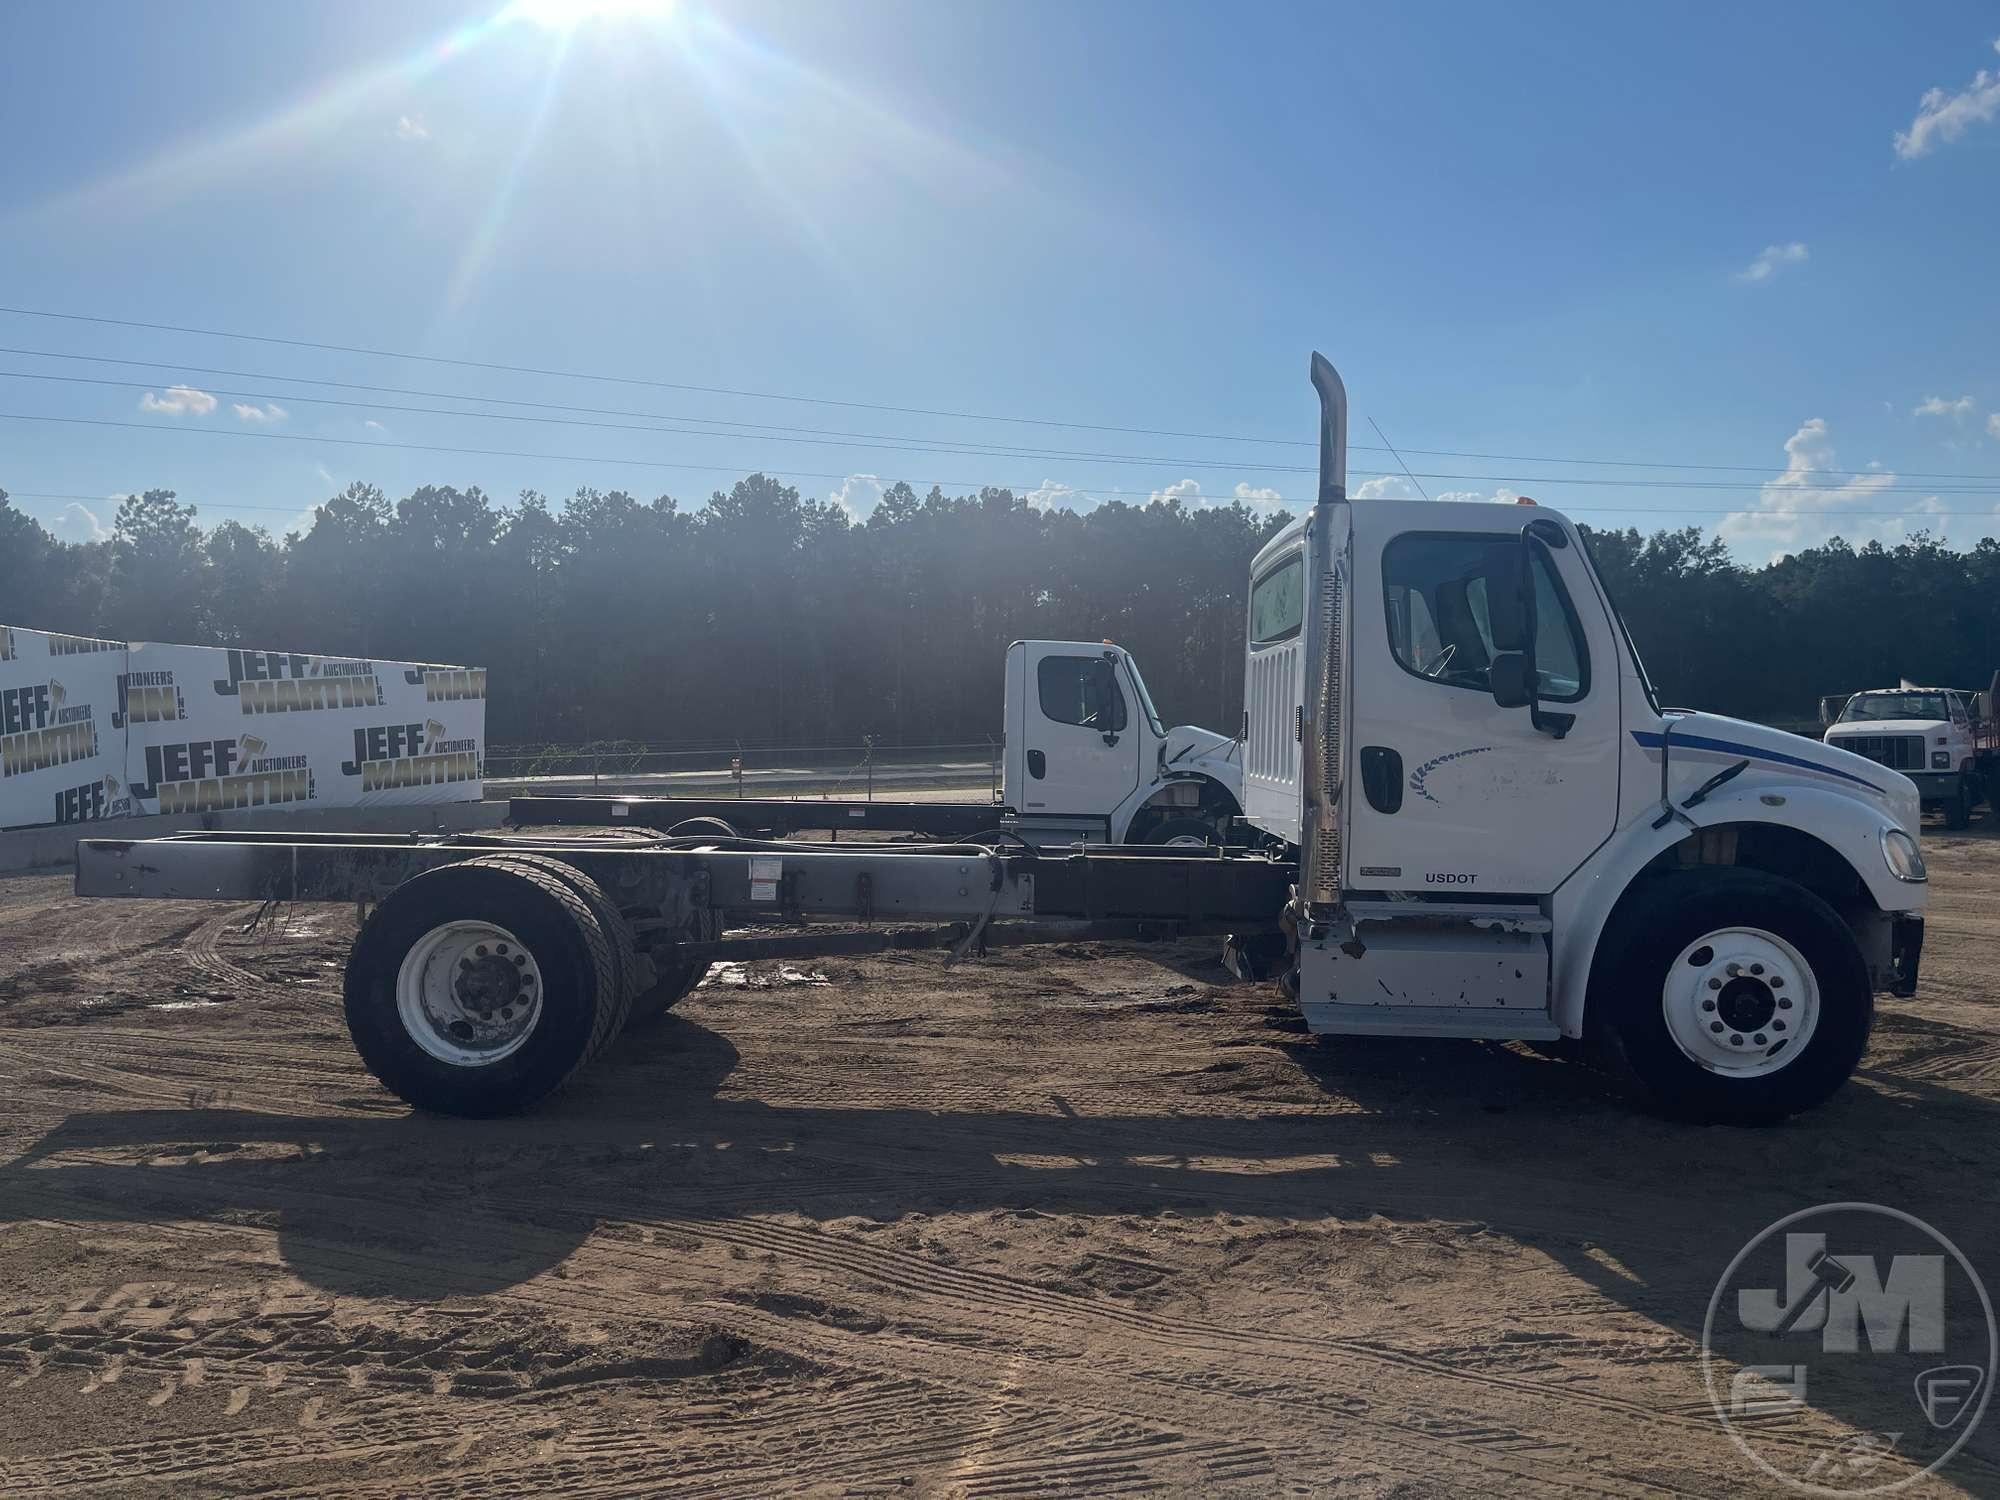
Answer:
xmin=0 ymin=304 xmax=1298 ymax=448
xmin=8 ymin=305 xmax=1999 ymax=486
xmin=2 ymin=405 xmax=1993 ymax=498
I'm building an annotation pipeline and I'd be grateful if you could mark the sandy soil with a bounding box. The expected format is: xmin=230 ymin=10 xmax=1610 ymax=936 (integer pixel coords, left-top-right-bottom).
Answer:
xmin=1 ymin=825 xmax=1996 ymax=1497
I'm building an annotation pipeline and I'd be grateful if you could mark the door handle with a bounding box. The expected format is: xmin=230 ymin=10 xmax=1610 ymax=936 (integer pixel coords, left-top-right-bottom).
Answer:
xmin=1101 ymin=732 xmax=1119 ymax=747
xmin=1027 ymin=749 xmax=1046 ymax=779
xmin=1360 ymin=746 xmax=1403 ymax=814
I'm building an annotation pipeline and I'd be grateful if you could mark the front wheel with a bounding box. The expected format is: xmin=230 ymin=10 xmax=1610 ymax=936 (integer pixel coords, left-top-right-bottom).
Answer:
xmin=1944 ymin=776 xmax=1972 ymax=830
xmin=1591 ymin=869 xmax=1871 ymax=1125
xmin=1144 ymin=816 xmax=1221 ymax=848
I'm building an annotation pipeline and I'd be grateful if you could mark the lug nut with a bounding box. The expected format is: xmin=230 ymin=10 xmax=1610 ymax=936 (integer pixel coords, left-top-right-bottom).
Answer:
xmin=513 ymin=954 xmax=527 ymax=967
xmin=1726 ymin=963 xmax=1742 ymax=977
xmin=1710 ymin=1021 xmax=1725 ymax=1033
xmin=1728 ymin=1034 xmax=1744 ymax=1047
xmin=1773 ymin=1020 xmax=1786 ymax=1032
xmin=496 ymin=943 xmax=508 ymax=955
xmin=500 ymin=1007 xmax=512 ymax=1020
xmin=1750 ymin=963 xmax=1764 ymax=976
xmin=1701 ymin=999 xmax=1716 ymax=1012
xmin=1753 ymin=1033 xmax=1767 ymax=1045
xmin=1708 ymin=977 xmax=1723 ymax=991
xmin=1769 ymin=976 xmax=1784 ymax=989
xmin=475 ymin=944 xmax=488 ymax=956
xmin=1777 ymin=997 xmax=1793 ymax=1010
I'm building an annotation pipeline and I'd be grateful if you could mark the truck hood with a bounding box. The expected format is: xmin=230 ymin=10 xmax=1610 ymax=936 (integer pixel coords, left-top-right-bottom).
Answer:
xmin=1661 ymin=711 xmax=1921 ymax=831
xmin=1161 ymin=724 xmax=1236 ymax=767
xmin=1824 ymin=718 xmax=1948 ymax=738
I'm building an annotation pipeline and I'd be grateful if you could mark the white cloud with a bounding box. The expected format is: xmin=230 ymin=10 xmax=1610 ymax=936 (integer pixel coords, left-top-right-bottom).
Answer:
xmin=829 ymin=473 xmax=884 ymax=520
xmin=232 ymin=401 xmax=287 ymax=423
xmin=1913 ymin=394 xmax=1974 ymax=420
xmin=396 ymin=114 xmax=431 ymax=142
xmin=1354 ymin=475 xmax=1413 ymax=500
xmin=1737 ymin=242 xmax=1809 ymax=283
xmin=1025 ymin=478 xmax=1082 ymax=511
xmin=1720 ymin=418 xmax=1899 ymax=545
xmin=1148 ymin=477 xmax=1206 ymax=508
xmin=1894 ymin=39 xmax=2000 ymax=158
xmin=49 ymin=501 xmax=110 ymax=543
xmin=139 ymin=384 xmax=218 ymax=417
xmin=364 ymin=419 xmax=387 ymax=431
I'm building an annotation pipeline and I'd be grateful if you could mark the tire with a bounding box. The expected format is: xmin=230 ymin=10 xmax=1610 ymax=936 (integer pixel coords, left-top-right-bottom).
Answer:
xmin=667 ymin=817 xmax=738 ymax=840
xmin=1589 ymin=868 xmax=1871 ymax=1126
xmin=1944 ymin=776 xmax=1972 ymax=830
xmin=628 ymin=906 xmax=721 ymax=1024
xmin=343 ymin=856 xmax=625 ymax=1117
xmin=1144 ymin=816 xmax=1220 ymax=848
xmin=477 ymin=852 xmax=643 ymax=1011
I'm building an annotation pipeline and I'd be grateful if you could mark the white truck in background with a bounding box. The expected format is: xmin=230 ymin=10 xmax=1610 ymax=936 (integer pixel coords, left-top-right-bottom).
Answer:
xmin=1000 ymin=640 xmax=1243 ymax=846
xmin=77 ymin=350 xmax=1929 ymax=1126
xmin=1821 ymin=682 xmax=1999 ymax=829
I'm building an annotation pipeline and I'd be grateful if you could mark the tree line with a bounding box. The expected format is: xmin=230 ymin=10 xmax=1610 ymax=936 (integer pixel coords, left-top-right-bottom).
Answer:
xmin=5 ymin=480 xmax=1999 ymax=745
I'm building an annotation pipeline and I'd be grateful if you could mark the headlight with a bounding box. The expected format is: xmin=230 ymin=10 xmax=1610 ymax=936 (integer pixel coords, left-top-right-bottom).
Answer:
xmin=1931 ymin=751 xmax=1951 ymax=769
xmin=1882 ymin=828 xmax=1927 ymax=883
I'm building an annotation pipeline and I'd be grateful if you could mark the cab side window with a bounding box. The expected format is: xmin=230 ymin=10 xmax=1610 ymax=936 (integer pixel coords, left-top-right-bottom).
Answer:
xmin=1382 ymin=533 xmax=1589 ymax=702
xmin=1249 ymin=554 xmax=1304 ymax=646
xmin=1037 ymin=655 xmax=1127 ymax=732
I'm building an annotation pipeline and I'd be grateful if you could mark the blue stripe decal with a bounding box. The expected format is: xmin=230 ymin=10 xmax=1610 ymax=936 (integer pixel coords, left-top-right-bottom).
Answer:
xmin=1630 ymin=729 xmax=1887 ymax=793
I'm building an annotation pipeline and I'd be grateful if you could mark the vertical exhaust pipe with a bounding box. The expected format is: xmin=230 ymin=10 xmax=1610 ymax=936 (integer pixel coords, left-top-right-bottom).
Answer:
xmin=1300 ymin=353 xmax=1349 ymax=917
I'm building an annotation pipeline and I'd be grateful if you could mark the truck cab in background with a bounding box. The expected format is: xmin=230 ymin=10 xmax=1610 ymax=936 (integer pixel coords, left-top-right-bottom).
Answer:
xmin=1001 ymin=641 xmax=1243 ymax=846
xmin=1822 ymin=686 xmax=1991 ymax=829
xmin=1236 ymin=353 xmax=1928 ymax=1124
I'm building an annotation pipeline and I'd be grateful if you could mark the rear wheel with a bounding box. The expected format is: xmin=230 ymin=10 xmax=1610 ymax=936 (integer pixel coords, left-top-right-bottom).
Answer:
xmin=344 ymin=857 xmax=625 ymax=1116
xmin=1590 ymin=868 xmax=1871 ymax=1125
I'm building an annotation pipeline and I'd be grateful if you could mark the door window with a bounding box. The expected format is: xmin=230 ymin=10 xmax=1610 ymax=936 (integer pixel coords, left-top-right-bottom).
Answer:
xmin=1037 ymin=655 xmax=1127 ymax=732
xmin=1382 ymin=533 xmax=1589 ymax=702
xmin=1249 ymin=554 xmax=1304 ymax=646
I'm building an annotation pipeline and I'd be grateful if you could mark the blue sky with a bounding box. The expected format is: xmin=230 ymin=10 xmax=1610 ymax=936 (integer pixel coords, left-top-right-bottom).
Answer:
xmin=1 ymin=1 xmax=1997 ymax=559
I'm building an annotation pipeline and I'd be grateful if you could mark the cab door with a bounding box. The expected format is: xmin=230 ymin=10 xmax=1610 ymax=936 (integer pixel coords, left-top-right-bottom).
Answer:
xmin=1019 ymin=645 xmax=1142 ymax=818
xmin=1344 ymin=507 xmax=1621 ymax=896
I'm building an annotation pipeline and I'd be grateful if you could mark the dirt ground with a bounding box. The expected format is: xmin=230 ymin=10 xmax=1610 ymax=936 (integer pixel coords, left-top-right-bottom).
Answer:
xmin=1 ymin=825 xmax=1996 ymax=1498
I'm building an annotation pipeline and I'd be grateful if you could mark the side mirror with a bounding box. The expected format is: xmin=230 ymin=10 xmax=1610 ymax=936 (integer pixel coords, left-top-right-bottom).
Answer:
xmin=1489 ymin=651 xmax=1534 ymax=709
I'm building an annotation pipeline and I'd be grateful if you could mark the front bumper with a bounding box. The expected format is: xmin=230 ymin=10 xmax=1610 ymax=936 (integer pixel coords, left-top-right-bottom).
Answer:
xmin=1888 ymin=915 xmax=1923 ymax=998
xmin=1905 ymin=770 xmax=1960 ymax=801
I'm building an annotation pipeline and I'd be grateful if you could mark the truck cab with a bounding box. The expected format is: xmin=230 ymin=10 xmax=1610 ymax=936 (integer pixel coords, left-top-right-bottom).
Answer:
xmin=1237 ymin=353 xmax=1928 ymax=1124
xmin=1822 ymin=686 xmax=1985 ymax=828
xmin=1000 ymin=640 xmax=1243 ymax=845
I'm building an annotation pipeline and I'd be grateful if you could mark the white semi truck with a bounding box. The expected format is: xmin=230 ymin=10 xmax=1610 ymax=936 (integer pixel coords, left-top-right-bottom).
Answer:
xmin=1822 ymin=683 xmax=1997 ymax=829
xmin=515 ymin=639 xmax=1246 ymax=848
xmin=74 ymin=352 xmax=1927 ymax=1126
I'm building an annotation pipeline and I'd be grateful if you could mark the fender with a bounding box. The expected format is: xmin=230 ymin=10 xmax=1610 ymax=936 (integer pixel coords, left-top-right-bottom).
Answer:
xmin=1109 ymin=769 xmax=1241 ymax=843
xmin=1549 ymin=780 xmax=1927 ymax=1037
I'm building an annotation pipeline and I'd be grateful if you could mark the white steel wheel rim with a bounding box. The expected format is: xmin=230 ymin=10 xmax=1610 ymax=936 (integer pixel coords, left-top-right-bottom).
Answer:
xmin=1661 ymin=926 xmax=1819 ymax=1078
xmin=1161 ymin=833 xmax=1211 ymax=848
xmin=395 ymin=920 xmax=544 ymax=1068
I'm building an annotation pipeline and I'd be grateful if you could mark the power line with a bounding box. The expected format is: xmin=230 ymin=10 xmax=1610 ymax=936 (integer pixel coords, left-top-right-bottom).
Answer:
xmin=10 ymin=304 xmax=1996 ymax=487
xmin=0 ymin=304 xmax=1302 ymax=448
xmin=5 ymin=405 xmax=1996 ymax=499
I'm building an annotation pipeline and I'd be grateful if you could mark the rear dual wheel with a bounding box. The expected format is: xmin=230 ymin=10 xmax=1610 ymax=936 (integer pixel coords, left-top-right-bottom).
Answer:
xmin=345 ymin=857 xmax=627 ymax=1117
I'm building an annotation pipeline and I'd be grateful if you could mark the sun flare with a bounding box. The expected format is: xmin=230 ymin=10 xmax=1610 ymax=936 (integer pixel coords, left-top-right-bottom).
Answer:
xmin=507 ymin=0 xmax=674 ymax=30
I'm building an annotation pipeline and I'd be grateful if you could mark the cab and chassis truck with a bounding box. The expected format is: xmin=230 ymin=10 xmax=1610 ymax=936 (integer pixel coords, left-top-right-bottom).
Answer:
xmin=73 ymin=354 xmax=1928 ymax=1126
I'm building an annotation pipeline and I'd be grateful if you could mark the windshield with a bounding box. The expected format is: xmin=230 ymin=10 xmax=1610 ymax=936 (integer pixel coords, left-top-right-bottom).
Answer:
xmin=1122 ymin=653 xmax=1165 ymax=736
xmin=1128 ymin=656 xmax=1168 ymax=736
xmin=1839 ymin=692 xmax=1950 ymax=723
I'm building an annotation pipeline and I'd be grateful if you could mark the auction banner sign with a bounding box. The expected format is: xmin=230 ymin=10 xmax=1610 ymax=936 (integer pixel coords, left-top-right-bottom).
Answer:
xmin=0 ymin=624 xmax=485 ymax=830
xmin=0 ymin=625 xmax=130 ymax=831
